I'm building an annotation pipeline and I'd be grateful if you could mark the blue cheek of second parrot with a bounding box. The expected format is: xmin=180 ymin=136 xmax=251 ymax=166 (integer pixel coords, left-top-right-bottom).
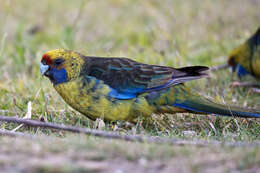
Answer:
xmin=49 ymin=68 xmax=68 ymax=85
xmin=236 ymin=64 xmax=250 ymax=78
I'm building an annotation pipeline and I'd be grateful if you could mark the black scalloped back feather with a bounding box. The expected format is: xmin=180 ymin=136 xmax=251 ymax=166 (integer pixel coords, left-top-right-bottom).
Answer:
xmin=80 ymin=56 xmax=209 ymax=98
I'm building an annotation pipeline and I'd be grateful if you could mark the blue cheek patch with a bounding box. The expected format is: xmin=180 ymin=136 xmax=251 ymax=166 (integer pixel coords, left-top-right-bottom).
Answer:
xmin=50 ymin=68 xmax=68 ymax=85
xmin=236 ymin=64 xmax=249 ymax=78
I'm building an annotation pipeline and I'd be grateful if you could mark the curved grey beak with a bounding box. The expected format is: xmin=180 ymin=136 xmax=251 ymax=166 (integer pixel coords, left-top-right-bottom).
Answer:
xmin=40 ymin=62 xmax=49 ymax=75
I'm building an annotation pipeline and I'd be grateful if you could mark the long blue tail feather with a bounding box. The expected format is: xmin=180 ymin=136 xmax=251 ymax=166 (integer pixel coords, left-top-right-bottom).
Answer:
xmin=173 ymin=98 xmax=260 ymax=118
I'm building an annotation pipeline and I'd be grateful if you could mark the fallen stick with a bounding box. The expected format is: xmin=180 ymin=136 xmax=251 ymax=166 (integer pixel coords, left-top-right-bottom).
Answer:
xmin=0 ymin=115 xmax=259 ymax=147
xmin=0 ymin=129 xmax=35 ymax=138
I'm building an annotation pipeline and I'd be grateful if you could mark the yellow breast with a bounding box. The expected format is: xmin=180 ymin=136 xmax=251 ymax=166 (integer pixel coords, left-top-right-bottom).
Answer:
xmin=251 ymin=47 xmax=260 ymax=78
xmin=53 ymin=77 xmax=154 ymax=121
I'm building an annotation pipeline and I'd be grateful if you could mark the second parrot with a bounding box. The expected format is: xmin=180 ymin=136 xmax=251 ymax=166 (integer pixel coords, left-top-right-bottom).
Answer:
xmin=228 ymin=27 xmax=260 ymax=92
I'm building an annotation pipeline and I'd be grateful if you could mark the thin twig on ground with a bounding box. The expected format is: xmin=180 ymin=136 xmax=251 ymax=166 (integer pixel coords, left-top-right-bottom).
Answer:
xmin=0 ymin=115 xmax=259 ymax=147
xmin=210 ymin=64 xmax=229 ymax=71
xmin=0 ymin=129 xmax=35 ymax=138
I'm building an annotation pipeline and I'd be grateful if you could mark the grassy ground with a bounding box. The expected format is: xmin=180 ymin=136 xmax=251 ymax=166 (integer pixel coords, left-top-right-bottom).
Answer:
xmin=1 ymin=135 xmax=260 ymax=173
xmin=0 ymin=0 xmax=260 ymax=172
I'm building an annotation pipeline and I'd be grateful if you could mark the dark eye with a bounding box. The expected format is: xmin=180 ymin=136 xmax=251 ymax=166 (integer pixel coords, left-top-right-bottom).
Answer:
xmin=41 ymin=60 xmax=47 ymax=65
xmin=53 ymin=58 xmax=64 ymax=66
xmin=228 ymin=56 xmax=236 ymax=66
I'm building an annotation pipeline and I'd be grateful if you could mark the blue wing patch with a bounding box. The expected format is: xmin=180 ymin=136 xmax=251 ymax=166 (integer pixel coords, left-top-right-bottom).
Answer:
xmin=108 ymin=88 xmax=138 ymax=99
xmin=108 ymin=78 xmax=177 ymax=100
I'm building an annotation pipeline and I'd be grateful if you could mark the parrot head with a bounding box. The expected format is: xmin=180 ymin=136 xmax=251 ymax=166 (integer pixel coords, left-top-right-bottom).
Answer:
xmin=227 ymin=44 xmax=251 ymax=78
xmin=40 ymin=49 xmax=84 ymax=85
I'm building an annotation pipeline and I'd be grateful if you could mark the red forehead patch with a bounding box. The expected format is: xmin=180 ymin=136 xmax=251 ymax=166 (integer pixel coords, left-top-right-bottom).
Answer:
xmin=41 ymin=54 xmax=52 ymax=64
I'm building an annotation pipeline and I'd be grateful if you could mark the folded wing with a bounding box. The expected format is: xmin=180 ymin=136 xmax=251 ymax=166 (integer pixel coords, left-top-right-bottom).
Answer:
xmin=82 ymin=56 xmax=209 ymax=99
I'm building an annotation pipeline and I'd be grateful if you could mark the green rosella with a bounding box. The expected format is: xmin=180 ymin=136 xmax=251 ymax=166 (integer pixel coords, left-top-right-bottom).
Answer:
xmin=228 ymin=27 xmax=260 ymax=92
xmin=40 ymin=49 xmax=260 ymax=122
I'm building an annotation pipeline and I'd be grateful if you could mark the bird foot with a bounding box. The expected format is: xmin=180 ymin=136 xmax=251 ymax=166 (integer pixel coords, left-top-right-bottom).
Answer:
xmin=230 ymin=81 xmax=243 ymax=87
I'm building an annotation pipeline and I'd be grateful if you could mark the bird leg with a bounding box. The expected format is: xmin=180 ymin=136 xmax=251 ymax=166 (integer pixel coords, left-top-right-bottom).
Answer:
xmin=230 ymin=81 xmax=260 ymax=88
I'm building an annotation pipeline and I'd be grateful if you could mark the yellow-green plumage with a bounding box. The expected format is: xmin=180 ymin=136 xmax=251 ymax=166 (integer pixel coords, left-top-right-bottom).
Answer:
xmin=252 ymin=46 xmax=260 ymax=77
xmin=40 ymin=49 xmax=260 ymax=122
xmin=54 ymin=78 xmax=186 ymax=121
xmin=228 ymin=27 xmax=260 ymax=78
